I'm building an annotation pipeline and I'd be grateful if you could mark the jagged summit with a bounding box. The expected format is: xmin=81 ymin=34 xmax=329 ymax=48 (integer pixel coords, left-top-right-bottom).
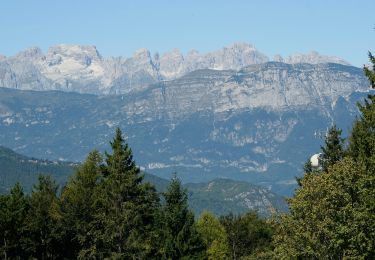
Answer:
xmin=273 ymin=51 xmax=350 ymax=65
xmin=0 ymin=43 xmax=353 ymax=94
xmin=47 ymin=44 xmax=102 ymax=59
xmin=14 ymin=46 xmax=43 ymax=59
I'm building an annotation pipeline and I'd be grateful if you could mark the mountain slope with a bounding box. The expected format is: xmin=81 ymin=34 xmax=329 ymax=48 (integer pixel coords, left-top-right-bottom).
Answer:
xmin=0 ymin=60 xmax=370 ymax=195
xmin=0 ymin=145 xmax=75 ymax=193
xmin=185 ymin=179 xmax=288 ymax=216
xmin=0 ymin=43 xmax=350 ymax=95
xmin=0 ymin=47 xmax=369 ymax=196
xmin=0 ymin=146 xmax=286 ymax=215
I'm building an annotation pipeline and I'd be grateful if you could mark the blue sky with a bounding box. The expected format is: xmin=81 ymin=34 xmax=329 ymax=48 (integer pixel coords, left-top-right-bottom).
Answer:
xmin=1 ymin=0 xmax=374 ymax=66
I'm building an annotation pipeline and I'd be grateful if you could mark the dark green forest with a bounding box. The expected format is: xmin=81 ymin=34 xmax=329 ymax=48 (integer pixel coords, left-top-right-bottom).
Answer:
xmin=1 ymin=53 xmax=375 ymax=259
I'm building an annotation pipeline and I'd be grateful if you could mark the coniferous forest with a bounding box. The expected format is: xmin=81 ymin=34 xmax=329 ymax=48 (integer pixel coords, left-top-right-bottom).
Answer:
xmin=1 ymin=53 xmax=375 ymax=259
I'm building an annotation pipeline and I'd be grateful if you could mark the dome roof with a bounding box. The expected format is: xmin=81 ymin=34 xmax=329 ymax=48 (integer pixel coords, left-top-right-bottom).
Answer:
xmin=310 ymin=153 xmax=321 ymax=167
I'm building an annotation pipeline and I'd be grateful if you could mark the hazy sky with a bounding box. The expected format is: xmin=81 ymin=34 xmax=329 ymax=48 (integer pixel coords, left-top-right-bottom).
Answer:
xmin=1 ymin=0 xmax=374 ymax=66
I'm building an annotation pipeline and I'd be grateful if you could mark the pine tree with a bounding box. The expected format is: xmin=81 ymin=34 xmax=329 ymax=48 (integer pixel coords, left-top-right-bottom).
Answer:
xmin=96 ymin=128 xmax=159 ymax=258
xmin=24 ymin=175 xmax=62 ymax=260
xmin=161 ymin=175 xmax=206 ymax=259
xmin=346 ymin=50 xmax=375 ymax=257
xmin=0 ymin=183 xmax=29 ymax=259
xmin=320 ymin=125 xmax=345 ymax=172
xmin=274 ymin=50 xmax=375 ymax=259
xmin=349 ymin=53 xmax=375 ymax=171
xmin=60 ymin=150 xmax=103 ymax=259
xmin=364 ymin=51 xmax=375 ymax=87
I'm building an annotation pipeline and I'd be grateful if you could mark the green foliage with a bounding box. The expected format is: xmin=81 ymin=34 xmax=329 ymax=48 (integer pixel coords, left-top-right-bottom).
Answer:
xmin=320 ymin=125 xmax=345 ymax=172
xmin=220 ymin=212 xmax=274 ymax=259
xmin=274 ymin=51 xmax=375 ymax=259
xmin=94 ymin=128 xmax=160 ymax=258
xmin=0 ymin=127 xmax=287 ymax=259
xmin=186 ymin=179 xmax=288 ymax=216
xmin=160 ymin=175 xmax=206 ymax=259
xmin=364 ymin=51 xmax=375 ymax=88
xmin=349 ymin=51 xmax=375 ymax=171
xmin=24 ymin=175 xmax=62 ymax=259
xmin=196 ymin=211 xmax=229 ymax=260
xmin=349 ymin=94 xmax=375 ymax=171
xmin=0 ymin=146 xmax=74 ymax=193
xmin=0 ymin=183 xmax=29 ymax=259
xmin=60 ymin=150 xmax=103 ymax=259
xmin=274 ymin=158 xmax=374 ymax=258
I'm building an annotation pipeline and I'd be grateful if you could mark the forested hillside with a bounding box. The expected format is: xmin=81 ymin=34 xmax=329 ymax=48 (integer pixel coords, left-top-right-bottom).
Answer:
xmin=0 ymin=146 xmax=75 ymax=193
xmin=0 ymin=128 xmax=277 ymax=259
xmin=2 ymin=49 xmax=374 ymax=259
xmin=0 ymin=145 xmax=286 ymax=216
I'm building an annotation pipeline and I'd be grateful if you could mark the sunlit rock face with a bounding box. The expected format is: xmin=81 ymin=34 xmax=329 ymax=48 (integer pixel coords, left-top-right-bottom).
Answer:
xmin=0 ymin=42 xmax=335 ymax=94
xmin=0 ymin=43 xmax=369 ymax=196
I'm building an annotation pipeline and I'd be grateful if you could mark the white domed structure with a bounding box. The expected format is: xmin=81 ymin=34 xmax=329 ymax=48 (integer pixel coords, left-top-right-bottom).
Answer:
xmin=310 ymin=153 xmax=321 ymax=167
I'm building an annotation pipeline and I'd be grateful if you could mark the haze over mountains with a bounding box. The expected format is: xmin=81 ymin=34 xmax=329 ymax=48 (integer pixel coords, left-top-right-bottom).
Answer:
xmin=0 ymin=145 xmax=287 ymax=216
xmin=0 ymin=43 xmax=351 ymax=95
xmin=0 ymin=42 xmax=371 ymax=196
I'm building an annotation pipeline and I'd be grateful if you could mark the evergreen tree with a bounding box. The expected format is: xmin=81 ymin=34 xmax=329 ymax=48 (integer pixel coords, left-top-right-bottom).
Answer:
xmin=24 ymin=175 xmax=62 ymax=260
xmin=320 ymin=125 xmax=345 ymax=172
xmin=364 ymin=51 xmax=375 ymax=87
xmin=349 ymin=96 xmax=375 ymax=171
xmin=349 ymin=51 xmax=375 ymax=171
xmin=273 ymin=158 xmax=372 ymax=258
xmin=0 ymin=183 xmax=29 ymax=259
xmin=95 ymin=128 xmax=159 ymax=258
xmin=220 ymin=212 xmax=274 ymax=259
xmin=274 ymin=51 xmax=375 ymax=258
xmin=303 ymin=158 xmax=313 ymax=174
xmin=161 ymin=175 xmax=206 ymax=259
xmin=60 ymin=150 xmax=103 ymax=259
xmin=196 ymin=211 xmax=229 ymax=260
xmin=346 ymin=50 xmax=375 ymax=257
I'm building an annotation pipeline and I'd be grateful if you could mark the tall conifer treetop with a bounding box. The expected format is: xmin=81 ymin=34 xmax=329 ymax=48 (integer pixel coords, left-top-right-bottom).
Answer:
xmin=320 ymin=125 xmax=345 ymax=172
xmin=364 ymin=52 xmax=375 ymax=88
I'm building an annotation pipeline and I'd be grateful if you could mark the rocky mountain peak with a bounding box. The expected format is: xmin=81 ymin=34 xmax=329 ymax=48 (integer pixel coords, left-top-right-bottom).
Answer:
xmin=132 ymin=48 xmax=152 ymax=61
xmin=0 ymin=43 xmax=356 ymax=95
xmin=225 ymin=42 xmax=257 ymax=52
xmin=159 ymin=48 xmax=185 ymax=78
xmin=14 ymin=47 xmax=43 ymax=60
xmin=47 ymin=44 xmax=102 ymax=61
xmin=207 ymin=42 xmax=269 ymax=70
xmin=187 ymin=49 xmax=199 ymax=57
xmin=273 ymin=54 xmax=284 ymax=63
xmin=274 ymin=51 xmax=350 ymax=65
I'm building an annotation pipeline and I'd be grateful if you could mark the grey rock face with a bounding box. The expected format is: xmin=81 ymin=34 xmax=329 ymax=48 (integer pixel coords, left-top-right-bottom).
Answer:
xmin=274 ymin=51 xmax=350 ymax=65
xmin=0 ymin=43 xmax=368 ymax=197
xmin=0 ymin=44 xmax=351 ymax=95
xmin=121 ymin=63 xmax=367 ymax=121
xmin=0 ymin=61 xmax=370 ymax=196
xmin=0 ymin=43 xmax=276 ymax=94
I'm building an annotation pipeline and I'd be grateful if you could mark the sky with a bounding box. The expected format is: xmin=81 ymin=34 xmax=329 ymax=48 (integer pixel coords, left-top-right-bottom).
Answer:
xmin=0 ymin=0 xmax=374 ymax=66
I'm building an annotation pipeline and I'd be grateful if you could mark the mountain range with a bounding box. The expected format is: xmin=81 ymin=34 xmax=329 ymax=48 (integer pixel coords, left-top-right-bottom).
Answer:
xmin=0 ymin=43 xmax=351 ymax=95
xmin=0 ymin=43 xmax=371 ymax=196
xmin=0 ymin=146 xmax=287 ymax=216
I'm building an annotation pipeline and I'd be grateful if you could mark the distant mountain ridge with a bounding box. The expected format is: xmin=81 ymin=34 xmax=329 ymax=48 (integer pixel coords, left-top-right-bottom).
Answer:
xmin=0 ymin=43 xmax=350 ymax=95
xmin=0 ymin=145 xmax=75 ymax=193
xmin=0 ymin=43 xmax=369 ymax=196
xmin=0 ymin=146 xmax=287 ymax=216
